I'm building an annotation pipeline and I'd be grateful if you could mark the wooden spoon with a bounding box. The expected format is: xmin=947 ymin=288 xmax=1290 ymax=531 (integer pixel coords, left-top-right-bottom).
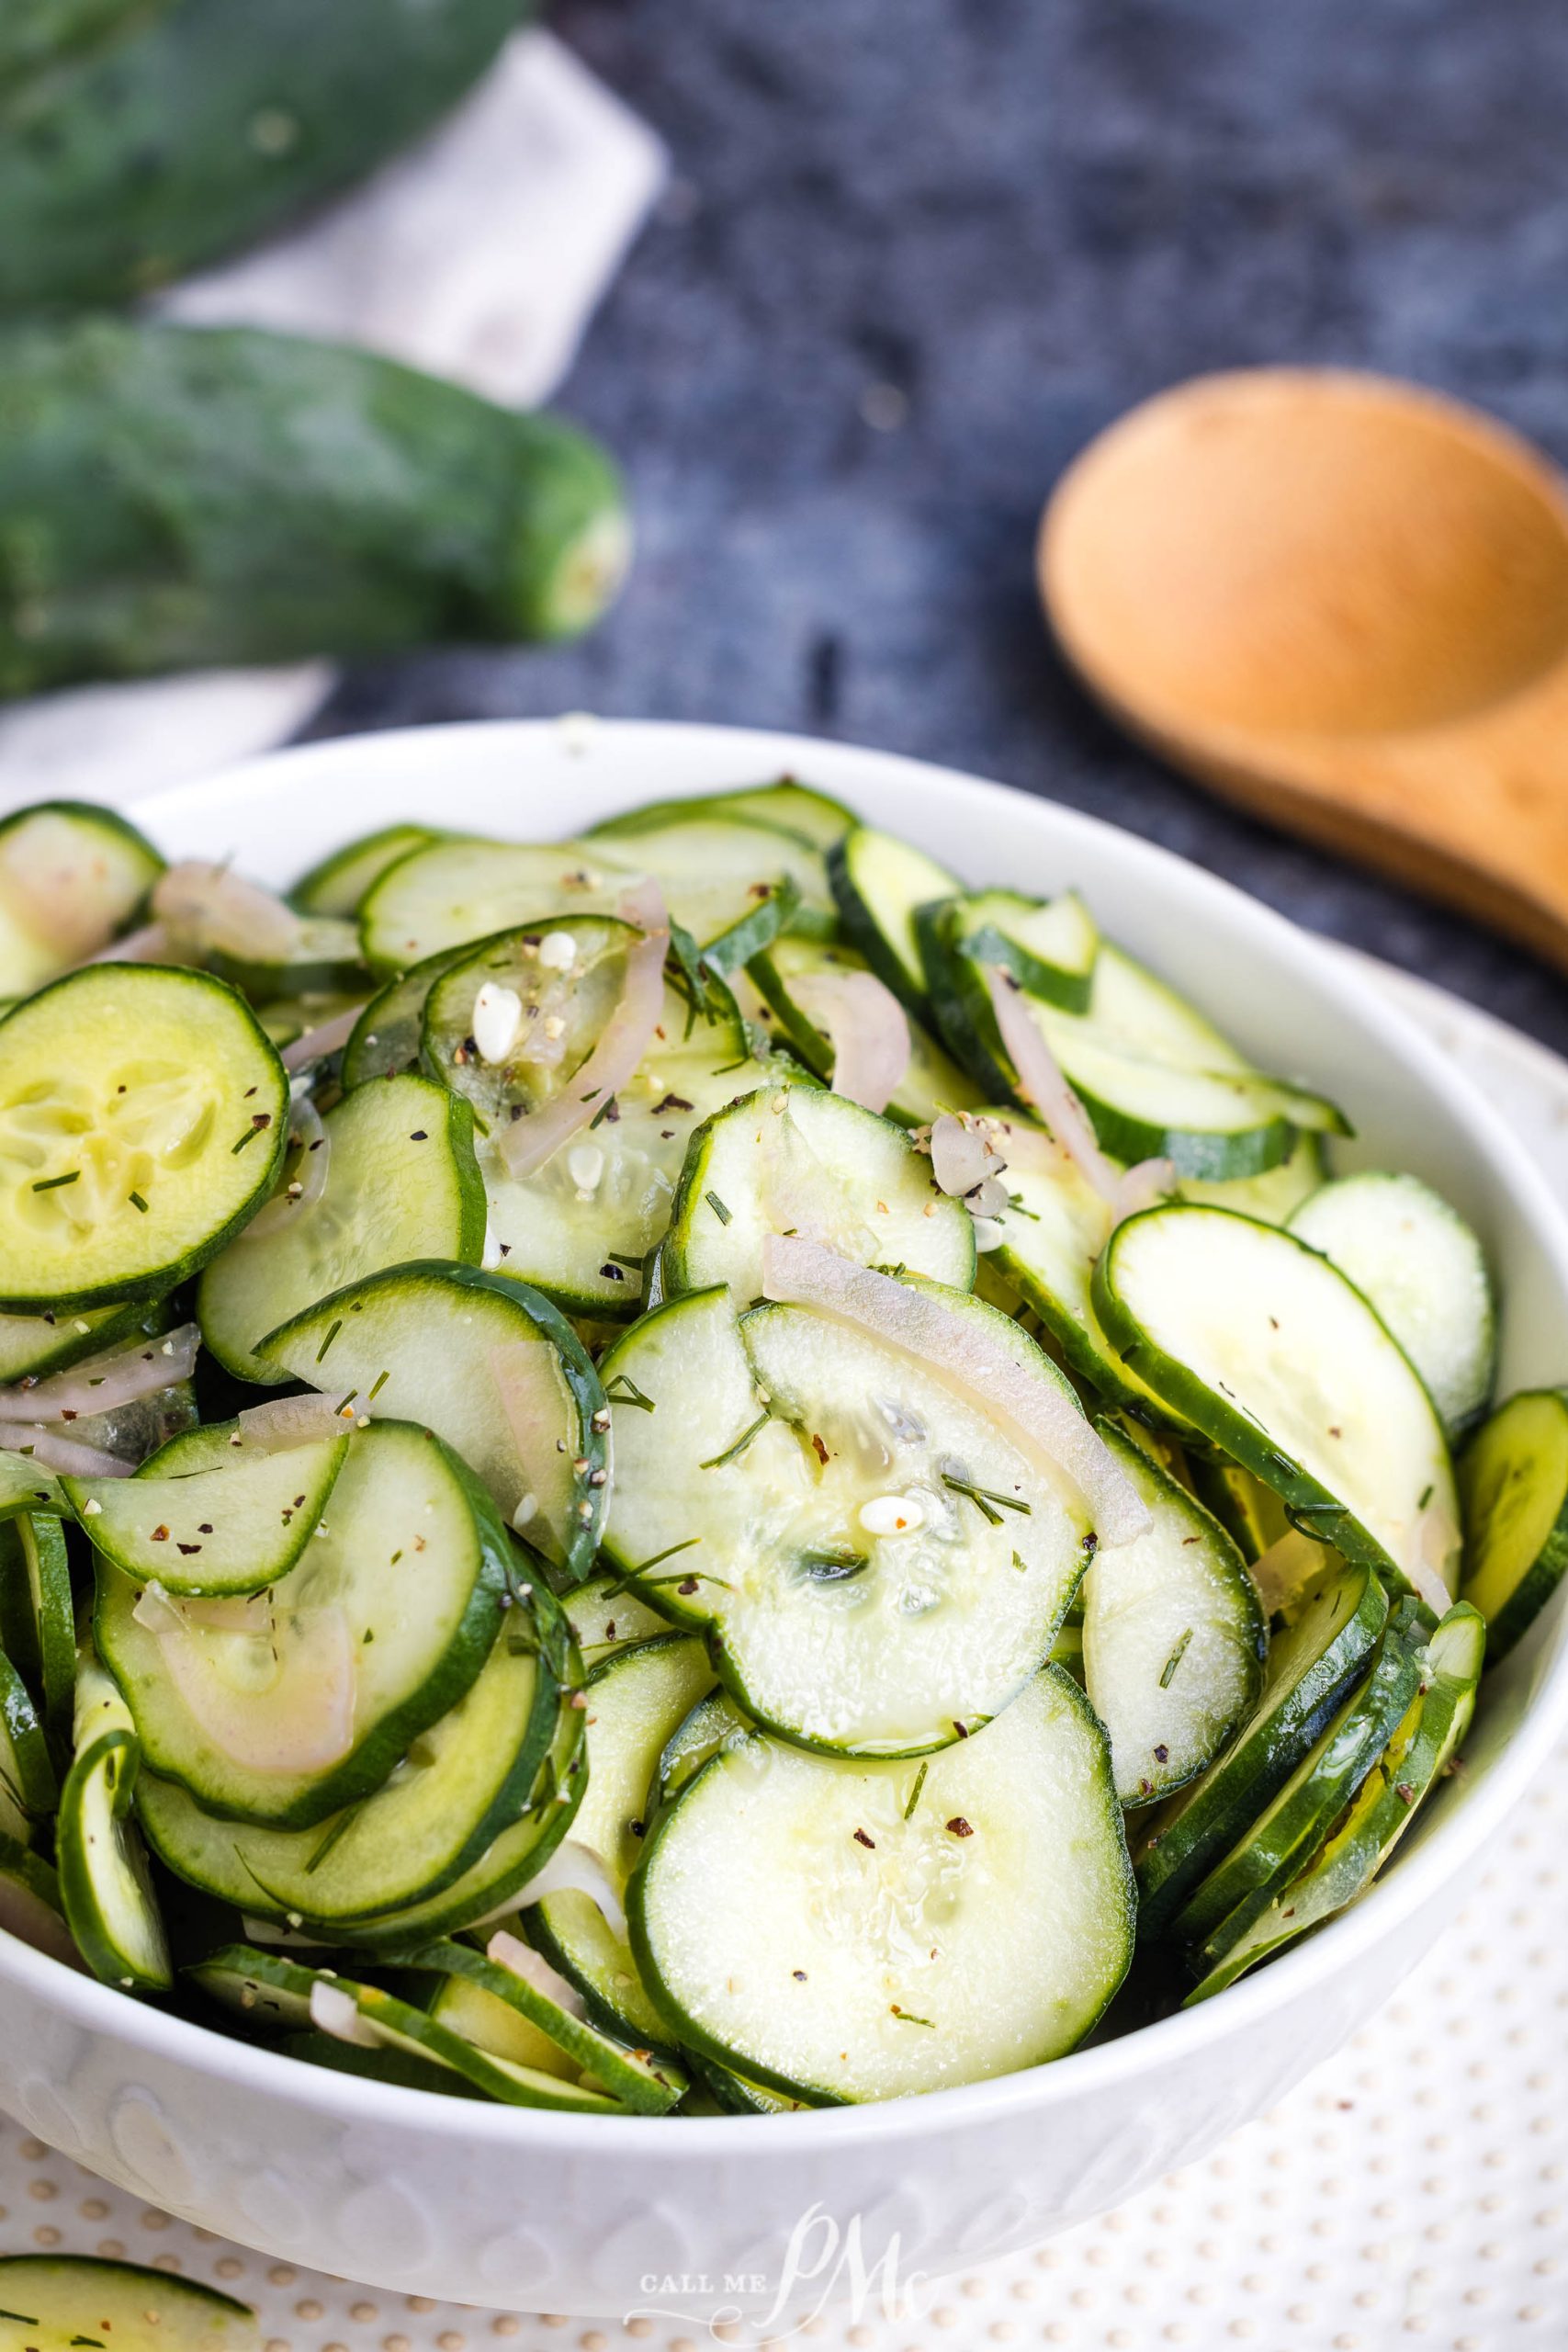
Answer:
xmin=1040 ymin=368 xmax=1568 ymax=973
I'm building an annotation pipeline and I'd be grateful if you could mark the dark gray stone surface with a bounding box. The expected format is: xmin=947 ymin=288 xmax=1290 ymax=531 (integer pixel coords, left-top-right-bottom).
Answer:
xmin=313 ymin=0 xmax=1568 ymax=1056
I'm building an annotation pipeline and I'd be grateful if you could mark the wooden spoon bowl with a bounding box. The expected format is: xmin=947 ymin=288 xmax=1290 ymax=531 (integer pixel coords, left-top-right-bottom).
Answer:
xmin=1041 ymin=369 xmax=1568 ymax=972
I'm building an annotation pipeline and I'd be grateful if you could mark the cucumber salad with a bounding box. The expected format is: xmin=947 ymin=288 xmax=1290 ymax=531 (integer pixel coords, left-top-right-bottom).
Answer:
xmin=0 ymin=782 xmax=1549 ymax=2116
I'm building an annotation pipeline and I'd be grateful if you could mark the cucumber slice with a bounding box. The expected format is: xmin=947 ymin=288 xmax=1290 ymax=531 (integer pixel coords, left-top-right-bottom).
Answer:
xmin=1095 ymin=1204 xmax=1461 ymax=1602
xmin=67 ymin=1431 xmax=348 ymax=1596
xmin=828 ymin=825 xmax=963 ymax=1014
xmin=1081 ymin=1422 xmax=1265 ymax=1805
xmin=742 ymin=936 xmax=985 ymax=1126
xmin=342 ymin=944 xmax=472 ymax=1089
xmin=58 ymin=1676 xmax=172 ymax=1994
xmin=630 ymin=1664 xmax=1133 ymax=2102
xmin=412 ymin=1939 xmax=687 ymax=2112
xmin=694 ymin=2057 xmax=816 ymax=2113
xmin=0 ymin=965 xmax=287 ymax=1312
xmin=0 ymin=1648 xmax=57 ymax=1817
xmin=1185 ymin=1603 xmax=1484 ymax=2003
xmin=1289 ymin=1170 xmax=1495 ymax=1438
xmin=1133 ymin=1555 xmax=1388 ymax=1940
xmin=0 ymin=1831 xmax=79 ymax=1968
xmin=0 ymin=1510 xmax=74 ymax=1747
xmin=580 ymin=812 xmax=837 ymax=950
xmin=359 ymin=838 xmax=628 ymax=975
xmin=1173 ymin=1599 xmax=1429 ymax=1955
xmin=260 ymin=1262 xmax=608 ymax=1582
xmin=281 ymin=2028 xmax=485 ymax=2098
xmin=208 ymin=916 xmax=367 ymax=1007
xmin=97 ymin=1421 xmax=511 ymax=1828
xmin=562 ymin=1573 xmax=674 ymax=1664
xmin=943 ymin=888 xmax=1100 ymax=1013
xmin=529 ymin=1633 xmax=713 ymax=2051
xmin=304 ymin=1974 xmax=625 ymax=2111
xmin=0 ymin=803 xmax=163 ymax=1001
xmin=591 ymin=779 xmax=855 ymax=853
xmin=292 ymin=823 xmax=445 ymax=920
xmin=0 ymin=2256 xmax=254 ymax=2352
xmin=137 ymin=1587 xmax=564 ymax=1924
xmin=654 ymin=1685 xmax=748 ymax=1811
xmin=254 ymin=989 xmax=367 ymax=1056
xmin=427 ymin=931 xmax=769 ymax=1319
xmin=197 ymin=1070 xmax=484 ymax=1382
xmin=0 ymin=1296 xmax=162 ymax=1388
xmin=1459 ymin=1389 xmax=1568 ymax=1659
xmin=599 ymin=1282 xmax=1095 ymax=1754
xmin=663 ymin=1081 xmax=976 ymax=1305
xmin=1179 ymin=1130 xmax=1325 ymax=1225
xmin=1188 ymin=1458 xmax=1292 ymax=1566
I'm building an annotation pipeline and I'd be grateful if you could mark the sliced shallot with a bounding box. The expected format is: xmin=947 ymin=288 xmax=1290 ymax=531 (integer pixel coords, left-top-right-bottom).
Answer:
xmin=487 ymin=1927 xmax=590 ymax=2017
xmin=761 ymin=1234 xmax=1150 ymax=1547
xmin=791 ymin=968 xmax=910 ymax=1115
xmin=512 ymin=1838 xmax=627 ymax=1937
xmin=1112 ymin=1157 xmax=1177 ymax=1227
xmin=235 ymin=1391 xmax=357 ymax=1453
xmin=984 ymin=967 xmax=1122 ymax=1205
xmin=131 ymin=1584 xmax=356 ymax=1774
xmin=310 ymin=1979 xmax=380 ymax=2047
xmin=1247 ymin=1529 xmax=1331 ymax=1616
xmin=497 ymin=882 xmax=669 ymax=1181
xmin=247 ymin=1094 xmax=329 ymax=1238
xmin=85 ymin=922 xmax=171 ymax=967
xmin=930 ymin=1112 xmax=1002 ymax=1199
xmin=0 ymin=1323 xmax=199 ymax=1423
xmin=280 ymin=1003 xmax=367 ymax=1072
xmin=1 ymin=1430 xmax=133 ymax=1478
xmin=152 ymin=861 xmax=303 ymax=963
xmin=489 ymin=1343 xmax=571 ymax=1537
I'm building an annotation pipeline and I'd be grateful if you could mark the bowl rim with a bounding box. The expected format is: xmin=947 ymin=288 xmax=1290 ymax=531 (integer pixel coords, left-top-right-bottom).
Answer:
xmin=15 ymin=713 xmax=1568 ymax=2155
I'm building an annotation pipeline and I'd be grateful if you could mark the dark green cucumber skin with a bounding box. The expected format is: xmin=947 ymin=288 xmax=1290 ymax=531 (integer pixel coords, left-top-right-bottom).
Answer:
xmin=1459 ymin=1389 xmax=1568 ymax=1662
xmin=0 ymin=321 xmax=626 ymax=697
xmin=282 ymin=2029 xmax=486 ymax=2098
xmin=95 ymin=1425 xmax=515 ymax=1831
xmin=0 ymin=0 xmax=525 ymax=311
xmin=915 ymin=900 xmax=1013 ymax=1096
xmin=0 ymin=0 xmax=171 ymax=96
xmin=828 ymin=837 xmax=945 ymax=1020
xmin=1134 ymin=1558 xmax=1388 ymax=1942
xmin=57 ymin=1728 xmax=173 ymax=1992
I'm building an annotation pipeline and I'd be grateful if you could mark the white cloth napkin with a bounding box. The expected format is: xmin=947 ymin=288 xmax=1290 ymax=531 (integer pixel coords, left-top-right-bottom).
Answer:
xmin=0 ymin=29 xmax=665 ymax=813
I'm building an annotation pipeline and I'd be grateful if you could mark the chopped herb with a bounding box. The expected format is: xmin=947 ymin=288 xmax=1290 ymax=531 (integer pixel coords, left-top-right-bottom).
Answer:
xmin=889 ymin=2005 xmax=935 ymax=2027
xmin=1417 ymin=1483 xmax=1433 ymax=1510
xmin=367 ymin=1370 xmax=391 ymax=1403
xmin=942 ymin=1471 xmax=1031 ymax=1524
xmin=710 ymin=1056 xmax=750 ymax=1075
xmin=630 ymin=1536 xmax=702 ymax=1577
xmin=589 ymin=1093 xmax=619 ymax=1130
xmin=1159 ymin=1627 xmax=1193 ymax=1688
xmin=705 ymin=1189 xmax=733 ymax=1226
xmin=31 ymin=1170 xmax=78 ymax=1192
xmin=0 ymin=2313 xmax=39 ymax=2329
xmin=315 ymin=1317 xmax=344 ymax=1363
xmin=701 ymin=1409 xmax=771 ymax=1470
xmin=903 ymin=1762 xmax=928 ymax=1820
xmin=607 ymin=1251 xmax=644 ymax=1270
xmin=231 ymin=1124 xmax=265 ymax=1153
xmin=1005 ymin=1192 xmax=1040 ymax=1220
xmin=128 ymin=1190 xmax=149 ymax=1214
xmin=303 ymin=1804 xmax=362 ymax=1874
xmin=604 ymin=1371 xmax=655 ymax=1413
xmin=1011 ymin=1549 xmax=1028 ymax=1571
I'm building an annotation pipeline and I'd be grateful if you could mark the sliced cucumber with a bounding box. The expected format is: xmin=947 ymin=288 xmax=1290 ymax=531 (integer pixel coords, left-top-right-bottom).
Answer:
xmin=57 ymin=1663 xmax=171 ymax=1994
xmin=67 ymin=1431 xmax=347 ymax=1596
xmin=0 ymin=965 xmax=287 ymax=1312
xmin=600 ymin=1282 xmax=1095 ymax=1754
xmin=292 ymin=822 xmax=445 ymax=920
xmin=1081 ymin=1422 xmax=1265 ymax=1806
xmin=411 ymin=1939 xmax=687 ymax=2113
xmin=0 ymin=1510 xmax=74 ymax=1746
xmin=561 ymin=1573 xmax=672 ymax=1664
xmin=1290 ymin=1170 xmax=1495 ymax=1438
xmin=283 ymin=2028 xmax=484 ymax=2097
xmin=663 ymin=1081 xmax=976 ymax=1305
xmin=260 ymin=1262 xmax=608 ymax=1582
xmin=0 ymin=1648 xmax=56 ymax=1817
xmin=654 ymin=1685 xmax=748 ymax=1812
xmin=742 ymin=935 xmax=985 ymax=1126
xmin=591 ymin=779 xmax=855 ymax=854
xmin=0 ymin=2256 xmax=254 ymax=2352
xmin=0 ymin=1831 xmax=79 ymax=1968
xmin=1179 ymin=1131 xmax=1325 ymax=1225
xmin=1459 ymin=1389 xmax=1568 ymax=1660
xmin=136 ymin=1587 xmax=564 ymax=1924
xmin=359 ymin=837 xmax=628 ymax=975
xmin=1173 ymin=1598 xmax=1428 ymax=1955
xmin=208 ymin=916 xmax=367 ymax=1007
xmin=0 ymin=1295 xmax=163 ymax=1389
xmin=422 ymin=915 xmax=642 ymax=1130
xmin=828 ymin=825 xmax=963 ymax=1014
xmin=0 ymin=802 xmax=163 ymax=1001
xmin=1096 ymin=1204 xmax=1461 ymax=1602
xmin=630 ymin=1664 xmax=1133 ymax=2102
xmin=197 ymin=1070 xmax=484 ymax=1382
xmin=694 ymin=2057 xmax=816 ymax=2113
xmin=1185 ymin=1603 xmax=1484 ymax=2003
xmin=529 ymin=1633 xmax=713 ymax=2051
xmin=304 ymin=1973 xmax=624 ymax=2111
xmin=1133 ymin=1555 xmax=1388 ymax=1941
xmin=1188 ymin=1457 xmax=1292 ymax=1566
xmin=580 ymin=811 xmax=837 ymax=951
xmin=342 ymin=944 xmax=472 ymax=1089
xmin=942 ymin=888 xmax=1100 ymax=1013
xmin=98 ymin=1421 xmax=511 ymax=1828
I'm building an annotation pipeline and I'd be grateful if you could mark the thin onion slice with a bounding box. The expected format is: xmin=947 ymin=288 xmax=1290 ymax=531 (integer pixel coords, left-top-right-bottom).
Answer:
xmin=489 ymin=1344 xmax=572 ymax=1537
xmin=791 ymin=969 xmax=910 ymax=1115
xmin=1247 ymin=1529 xmax=1332 ymax=1616
xmin=930 ymin=1112 xmax=1004 ymax=1199
xmin=1112 ymin=1157 xmax=1176 ymax=1227
xmin=248 ymin=1095 xmax=329 ymax=1238
xmin=0 ymin=1323 xmax=199 ymax=1423
xmin=310 ymin=1979 xmax=379 ymax=2048
xmin=85 ymin=922 xmax=171 ymax=967
xmin=152 ymin=861 xmax=303 ymax=963
xmin=281 ymin=1003 xmax=367 ymax=1073
xmin=131 ymin=1584 xmax=356 ymax=1773
xmin=497 ymin=883 xmax=669 ymax=1180
xmin=235 ymin=1392 xmax=358 ymax=1453
xmin=985 ymin=967 xmax=1122 ymax=1205
xmin=486 ymin=1928 xmax=590 ymax=2018
xmin=1 ymin=1430 xmax=133 ymax=1478
xmin=513 ymin=1838 xmax=627 ymax=1937
xmin=761 ymin=1234 xmax=1150 ymax=1546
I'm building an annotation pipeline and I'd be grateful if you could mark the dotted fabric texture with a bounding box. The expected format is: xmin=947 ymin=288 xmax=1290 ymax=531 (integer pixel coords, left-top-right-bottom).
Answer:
xmin=2 ymin=957 xmax=1564 ymax=2352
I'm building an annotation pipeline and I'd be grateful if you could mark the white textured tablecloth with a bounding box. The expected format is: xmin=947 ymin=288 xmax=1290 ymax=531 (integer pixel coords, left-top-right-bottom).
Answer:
xmin=0 ymin=954 xmax=1562 ymax=2350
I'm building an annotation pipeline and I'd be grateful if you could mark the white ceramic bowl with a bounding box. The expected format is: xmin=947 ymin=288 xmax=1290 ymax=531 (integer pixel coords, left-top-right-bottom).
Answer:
xmin=5 ymin=719 xmax=1567 ymax=2323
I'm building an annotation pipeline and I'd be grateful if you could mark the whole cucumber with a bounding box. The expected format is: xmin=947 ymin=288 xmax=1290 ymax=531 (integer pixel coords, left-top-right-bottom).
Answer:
xmin=0 ymin=320 xmax=630 ymax=695
xmin=0 ymin=0 xmax=173 ymax=96
xmin=0 ymin=0 xmax=526 ymax=313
